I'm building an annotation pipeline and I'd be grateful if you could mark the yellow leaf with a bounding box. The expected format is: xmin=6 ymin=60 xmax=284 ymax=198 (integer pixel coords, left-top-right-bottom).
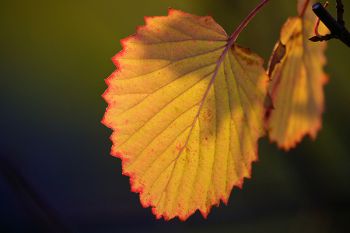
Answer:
xmin=102 ymin=9 xmax=268 ymax=220
xmin=266 ymin=0 xmax=328 ymax=150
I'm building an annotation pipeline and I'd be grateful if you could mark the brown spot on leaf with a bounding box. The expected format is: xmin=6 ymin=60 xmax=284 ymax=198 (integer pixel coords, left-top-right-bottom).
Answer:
xmin=267 ymin=41 xmax=286 ymax=77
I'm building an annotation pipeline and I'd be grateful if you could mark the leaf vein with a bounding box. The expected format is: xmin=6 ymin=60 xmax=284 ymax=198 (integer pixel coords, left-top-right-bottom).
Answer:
xmin=117 ymin=71 xmax=213 ymax=148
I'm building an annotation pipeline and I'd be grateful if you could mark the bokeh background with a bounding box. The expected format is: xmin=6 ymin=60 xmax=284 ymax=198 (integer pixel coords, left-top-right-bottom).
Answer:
xmin=1 ymin=0 xmax=349 ymax=232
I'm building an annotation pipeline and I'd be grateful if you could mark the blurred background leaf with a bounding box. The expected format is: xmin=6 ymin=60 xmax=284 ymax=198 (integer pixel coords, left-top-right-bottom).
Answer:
xmin=0 ymin=0 xmax=349 ymax=232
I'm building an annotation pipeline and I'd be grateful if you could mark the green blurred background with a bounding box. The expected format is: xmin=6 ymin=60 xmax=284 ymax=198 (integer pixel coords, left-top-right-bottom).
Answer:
xmin=1 ymin=0 xmax=349 ymax=232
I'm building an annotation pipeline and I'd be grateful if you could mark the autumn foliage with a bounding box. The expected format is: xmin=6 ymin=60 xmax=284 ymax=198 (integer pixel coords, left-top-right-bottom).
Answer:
xmin=102 ymin=0 xmax=328 ymax=220
xmin=266 ymin=0 xmax=328 ymax=150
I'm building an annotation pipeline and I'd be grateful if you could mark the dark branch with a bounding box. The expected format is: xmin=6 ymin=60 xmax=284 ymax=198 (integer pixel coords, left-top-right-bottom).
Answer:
xmin=336 ymin=0 xmax=345 ymax=26
xmin=310 ymin=2 xmax=350 ymax=47
xmin=312 ymin=3 xmax=343 ymax=35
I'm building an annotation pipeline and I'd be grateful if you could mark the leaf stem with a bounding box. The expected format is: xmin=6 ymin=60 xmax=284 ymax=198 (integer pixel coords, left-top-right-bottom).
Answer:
xmin=300 ymin=0 xmax=311 ymax=17
xmin=229 ymin=0 xmax=270 ymax=43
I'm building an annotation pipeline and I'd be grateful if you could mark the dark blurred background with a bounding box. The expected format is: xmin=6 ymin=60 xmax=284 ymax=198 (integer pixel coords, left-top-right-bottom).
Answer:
xmin=1 ymin=0 xmax=349 ymax=232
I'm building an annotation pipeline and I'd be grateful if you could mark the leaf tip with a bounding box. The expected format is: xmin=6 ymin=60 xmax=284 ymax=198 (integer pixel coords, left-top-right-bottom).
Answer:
xmin=167 ymin=8 xmax=182 ymax=16
xmin=200 ymin=209 xmax=210 ymax=219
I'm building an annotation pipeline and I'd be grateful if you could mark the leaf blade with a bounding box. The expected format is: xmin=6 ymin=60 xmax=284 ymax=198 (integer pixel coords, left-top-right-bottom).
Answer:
xmin=266 ymin=0 xmax=328 ymax=150
xmin=103 ymin=9 xmax=268 ymax=220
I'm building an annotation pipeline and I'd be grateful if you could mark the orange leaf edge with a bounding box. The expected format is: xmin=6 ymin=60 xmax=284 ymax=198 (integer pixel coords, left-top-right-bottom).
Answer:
xmin=266 ymin=69 xmax=328 ymax=150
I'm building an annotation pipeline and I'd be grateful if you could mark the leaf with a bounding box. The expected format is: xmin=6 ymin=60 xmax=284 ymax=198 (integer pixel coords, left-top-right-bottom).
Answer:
xmin=102 ymin=9 xmax=268 ymax=220
xmin=266 ymin=0 xmax=328 ymax=150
